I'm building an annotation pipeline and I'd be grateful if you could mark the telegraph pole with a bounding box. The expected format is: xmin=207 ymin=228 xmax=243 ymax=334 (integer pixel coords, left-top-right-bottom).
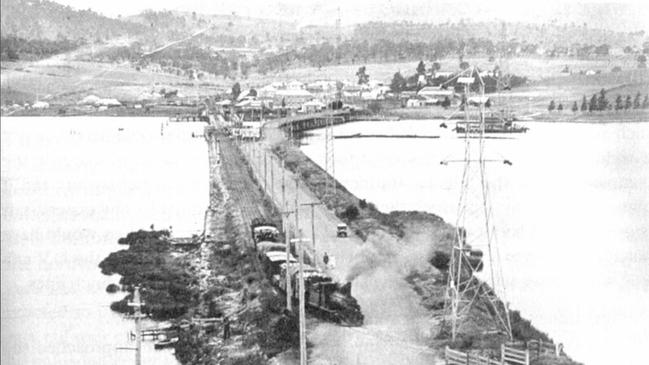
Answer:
xmin=282 ymin=211 xmax=294 ymax=311
xmin=128 ymin=286 xmax=143 ymax=365
xmin=264 ymin=151 xmax=268 ymax=192
xmin=298 ymin=232 xmax=307 ymax=365
xmin=301 ymin=202 xmax=323 ymax=264
xmin=294 ymin=177 xmax=299 ymax=237
xmin=282 ymin=160 xmax=286 ymax=211
xmin=270 ymin=154 xmax=275 ymax=199
xmin=290 ymin=235 xmax=309 ymax=365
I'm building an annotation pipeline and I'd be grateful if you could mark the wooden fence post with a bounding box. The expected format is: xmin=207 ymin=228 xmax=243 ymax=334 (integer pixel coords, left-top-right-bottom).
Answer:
xmin=501 ymin=344 xmax=505 ymax=365
xmin=466 ymin=352 xmax=470 ymax=365
xmin=525 ymin=349 xmax=529 ymax=365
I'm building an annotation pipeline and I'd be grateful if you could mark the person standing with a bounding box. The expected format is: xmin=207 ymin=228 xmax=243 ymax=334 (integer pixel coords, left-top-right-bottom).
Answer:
xmin=323 ymin=252 xmax=329 ymax=266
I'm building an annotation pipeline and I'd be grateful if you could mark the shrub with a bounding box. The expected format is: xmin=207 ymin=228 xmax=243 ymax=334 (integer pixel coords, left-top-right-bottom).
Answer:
xmin=106 ymin=283 xmax=120 ymax=293
xmin=430 ymin=251 xmax=450 ymax=271
xmin=341 ymin=204 xmax=360 ymax=221
xmin=359 ymin=199 xmax=368 ymax=209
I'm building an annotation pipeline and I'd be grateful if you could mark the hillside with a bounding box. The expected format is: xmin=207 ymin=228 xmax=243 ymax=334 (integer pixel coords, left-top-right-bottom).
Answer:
xmin=0 ymin=0 xmax=145 ymax=42
xmin=354 ymin=21 xmax=646 ymax=50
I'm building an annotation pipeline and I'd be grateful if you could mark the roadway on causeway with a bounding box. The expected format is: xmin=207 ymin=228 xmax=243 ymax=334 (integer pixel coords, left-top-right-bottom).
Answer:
xmin=236 ymin=121 xmax=442 ymax=365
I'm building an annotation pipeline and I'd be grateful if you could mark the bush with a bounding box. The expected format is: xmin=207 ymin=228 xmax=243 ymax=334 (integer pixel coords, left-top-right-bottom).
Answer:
xmin=510 ymin=310 xmax=551 ymax=342
xmin=430 ymin=251 xmax=451 ymax=270
xmin=359 ymin=199 xmax=368 ymax=209
xmin=341 ymin=204 xmax=360 ymax=221
xmin=106 ymin=283 xmax=120 ymax=293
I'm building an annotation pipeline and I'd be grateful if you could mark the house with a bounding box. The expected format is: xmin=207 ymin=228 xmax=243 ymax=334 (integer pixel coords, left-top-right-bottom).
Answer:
xmin=306 ymin=80 xmax=337 ymax=93
xmin=467 ymin=96 xmax=491 ymax=106
xmin=32 ymin=101 xmax=50 ymax=109
xmin=78 ymin=95 xmax=101 ymax=105
xmin=275 ymin=89 xmax=314 ymax=108
xmin=96 ymin=98 xmax=122 ymax=107
xmin=361 ymin=85 xmax=390 ymax=100
xmin=406 ymin=98 xmax=425 ymax=107
xmin=418 ymin=87 xmax=454 ymax=103
xmin=300 ymin=100 xmax=326 ymax=113
xmin=286 ymin=80 xmax=305 ymax=90
xmin=258 ymin=85 xmax=278 ymax=99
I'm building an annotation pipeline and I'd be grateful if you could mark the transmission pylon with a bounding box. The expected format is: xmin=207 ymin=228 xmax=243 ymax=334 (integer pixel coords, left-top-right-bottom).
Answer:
xmin=324 ymin=115 xmax=336 ymax=198
xmin=495 ymin=21 xmax=513 ymax=120
xmin=445 ymin=67 xmax=512 ymax=342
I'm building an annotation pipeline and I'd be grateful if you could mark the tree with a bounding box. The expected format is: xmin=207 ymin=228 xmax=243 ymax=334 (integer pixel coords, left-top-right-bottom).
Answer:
xmin=615 ymin=95 xmax=623 ymax=111
xmin=356 ymin=66 xmax=369 ymax=85
xmin=548 ymin=100 xmax=556 ymax=112
xmin=634 ymin=93 xmax=641 ymax=109
xmin=581 ymin=95 xmax=588 ymax=111
xmin=625 ymin=95 xmax=632 ymax=110
xmin=572 ymin=101 xmax=579 ymax=112
xmin=231 ymin=82 xmax=241 ymax=100
xmin=459 ymin=61 xmax=470 ymax=70
xmin=638 ymin=55 xmax=647 ymax=68
xmin=557 ymin=103 xmax=563 ymax=111
xmin=643 ymin=95 xmax=649 ymax=109
xmin=6 ymin=47 xmax=19 ymax=61
xmin=390 ymin=72 xmax=407 ymax=93
xmin=597 ymin=89 xmax=608 ymax=111
xmin=594 ymin=44 xmax=610 ymax=56
xmin=431 ymin=61 xmax=441 ymax=72
xmin=589 ymin=94 xmax=598 ymax=112
xmin=442 ymin=96 xmax=452 ymax=108
xmin=416 ymin=60 xmax=426 ymax=75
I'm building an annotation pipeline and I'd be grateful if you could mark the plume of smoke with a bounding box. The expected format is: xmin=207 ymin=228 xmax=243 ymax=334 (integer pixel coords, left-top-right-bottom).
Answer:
xmin=344 ymin=217 xmax=455 ymax=282
xmin=344 ymin=230 xmax=398 ymax=282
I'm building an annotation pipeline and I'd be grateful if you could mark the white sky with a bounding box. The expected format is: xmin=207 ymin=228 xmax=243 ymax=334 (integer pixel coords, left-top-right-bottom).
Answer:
xmin=53 ymin=0 xmax=649 ymax=32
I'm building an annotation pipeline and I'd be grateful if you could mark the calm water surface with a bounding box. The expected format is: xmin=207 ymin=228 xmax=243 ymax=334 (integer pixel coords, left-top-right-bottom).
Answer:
xmin=302 ymin=120 xmax=649 ymax=365
xmin=1 ymin=117 xmax=207 ymax=365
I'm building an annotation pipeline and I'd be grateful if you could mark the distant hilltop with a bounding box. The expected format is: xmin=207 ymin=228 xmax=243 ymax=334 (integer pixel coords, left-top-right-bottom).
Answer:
xmin=0 ymin=0 xmax=145 ymax=42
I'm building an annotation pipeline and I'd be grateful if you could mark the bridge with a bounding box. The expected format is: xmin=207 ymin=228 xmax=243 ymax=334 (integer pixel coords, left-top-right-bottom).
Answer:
xmin=266 ymin=110 xmax=352 ymax=133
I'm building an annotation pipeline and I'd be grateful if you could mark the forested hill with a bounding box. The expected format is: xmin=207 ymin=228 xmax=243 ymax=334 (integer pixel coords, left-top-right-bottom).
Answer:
xmin=354 ymin=21 xmax=646 ymax=49
xmin=0 ymin=0 xmax=145 ymax=42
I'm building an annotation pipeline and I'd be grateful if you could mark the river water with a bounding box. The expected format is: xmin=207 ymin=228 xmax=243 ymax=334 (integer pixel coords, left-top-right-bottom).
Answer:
xmin=301 ymin=120 xmax=649 ymax=365
xmin=1 ymin=117 xmax=207 ymax=365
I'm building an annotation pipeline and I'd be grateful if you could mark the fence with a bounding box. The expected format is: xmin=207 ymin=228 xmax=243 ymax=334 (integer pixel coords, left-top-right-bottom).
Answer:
xmin=445 ymin=344 xmax=529 ymax=365
xmin=508 ymin=339 xmax=563 ymax=360
xmin=445 ymin=346 xmax=518 ymax=365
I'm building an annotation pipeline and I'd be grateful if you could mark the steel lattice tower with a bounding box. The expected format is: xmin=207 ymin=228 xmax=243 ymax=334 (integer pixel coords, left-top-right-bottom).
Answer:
xmin=446 ymin=67 xmax=512 ymax=342
xmin=324 ymin=116 xmax=336 ymax=198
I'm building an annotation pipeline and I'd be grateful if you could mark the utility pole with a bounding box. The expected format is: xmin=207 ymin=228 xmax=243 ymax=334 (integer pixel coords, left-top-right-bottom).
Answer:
xmin=281 ymin=211 xmax=294 ymax=311
xmin=294 ymin=177 xmax=299 ymax=237
xmin=282 ymin=160 xmax=286 ymax=211
xmin=301 ymin=202 xmax=323 ymax=264
xmin=128 ymin=286 xmax=143 ymax=365
xmin=264 ymin=151 xmax=268 ymax=192
xmin=270 ymin=154 xmax=275 ymax=199
xmin=298 ymin=233 xmax=307 ymax=365
xmin=290 ymin=235 xmax=309 ymax=365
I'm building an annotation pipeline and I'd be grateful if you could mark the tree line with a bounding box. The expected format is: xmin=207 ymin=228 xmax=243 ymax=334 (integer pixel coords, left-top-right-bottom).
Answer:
xmin=1 ymin=35 xmax=86 ymax=61
xmin=387 ymin=60 xmax=528 ymax=94
xmin=549 ymin=90 xmax=649 ymax=112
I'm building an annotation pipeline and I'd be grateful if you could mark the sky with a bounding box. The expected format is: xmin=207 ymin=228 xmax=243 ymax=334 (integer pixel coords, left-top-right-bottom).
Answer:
xmin=53 ymin=0 xmax=649 ymax=32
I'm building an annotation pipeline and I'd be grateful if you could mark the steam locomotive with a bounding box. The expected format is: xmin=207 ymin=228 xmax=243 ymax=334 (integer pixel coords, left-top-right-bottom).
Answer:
xmin=251 ymin=220 xmax=364 ymax=326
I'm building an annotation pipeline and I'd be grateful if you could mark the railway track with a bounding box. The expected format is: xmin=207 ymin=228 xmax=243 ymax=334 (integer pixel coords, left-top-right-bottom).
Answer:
xmin=216 ymin=133 xmax=276 ymax=244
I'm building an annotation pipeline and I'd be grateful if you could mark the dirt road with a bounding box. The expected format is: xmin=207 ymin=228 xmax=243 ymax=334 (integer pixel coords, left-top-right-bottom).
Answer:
xmin=237 ymin=129 xmax=442 ymax=364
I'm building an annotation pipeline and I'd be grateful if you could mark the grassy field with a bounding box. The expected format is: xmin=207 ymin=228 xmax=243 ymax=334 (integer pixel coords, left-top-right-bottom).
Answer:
xmin=1 ymin=60 xmax=227 ymax=105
